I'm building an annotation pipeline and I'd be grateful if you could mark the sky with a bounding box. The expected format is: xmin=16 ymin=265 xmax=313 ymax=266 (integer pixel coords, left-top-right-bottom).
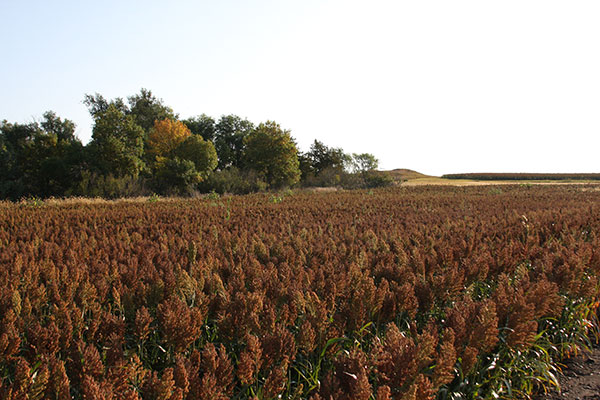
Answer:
xmin=1 ymin=0 xmax=599 ymax=176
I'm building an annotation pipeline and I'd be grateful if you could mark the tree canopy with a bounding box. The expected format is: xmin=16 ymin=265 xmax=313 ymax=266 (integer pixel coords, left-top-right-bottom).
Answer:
xmin=127 ymin=89 xmax=176 ymax=133
xmin=174 ymin=135 xmax=218 ymax=180
xmin=243 ymin=121 xmax=301 ymax=188
xmin=183 ymin=114 xmax=216 ymax=142
xmin=0 ymin=88 xmax=386 ymax=199
xmin=87 ymin=104 xmax=145 ymax=178
xmin=301 ymin=140 xmax=350 ymax=178
xmin=147 ymin=119 xmax=192 ymax=160
xmin=350 ymin=153 xmax=379 ymax=173
xmin=0 ymin=114 xmax=84 ymax=199
xmin=214 ymin=115 xmax=254 ymax=170
xmin=84 ymin=88 xmax=175 ymax=135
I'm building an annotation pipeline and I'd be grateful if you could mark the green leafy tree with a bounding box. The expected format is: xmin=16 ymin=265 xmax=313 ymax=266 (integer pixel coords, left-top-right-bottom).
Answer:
xmin=127 ymin=88 xmax=176 ymax=133
xmin=87 ymin=104 xmax=145 ymax=178
xmin=350 ymin=153 xmax=379 ymax=173
xmin=83 ymin=93 xmax=128 ymax=117
xmin=40 ymin=111 xmax=77 ymax=142
xmin=174 ymin=135 xmax=218 ymax=180
xmin=0 ymin=114 xmax=84 ymax=199
xmin=145 ymin=120 xmax=217 ymax=193
xmin=27 ymin=131 xmax=85 ymax=197
xmin=298 ymin=140 xmax=351 ymax=187
xmin=303 ymin=140 xmax=350 ymax=176
xmin=0 ymin=120 xmax=39 ymax=198
xmin=243 ymin=121 xmax=301 ymax=188
xmin=84 ymin=89 xmax=175 ymax=137
xmin=153 ymin=158 xmax=200 ymax=195
xmin=183 ymin=114 xmax=216 ymax=142
xmin=37 ymin=139 xmax=85 ymax=196
xmin=214 ymin=115 xmax=254 ymax=169
xmin=35 ymin=112 xmax=85 ymax=196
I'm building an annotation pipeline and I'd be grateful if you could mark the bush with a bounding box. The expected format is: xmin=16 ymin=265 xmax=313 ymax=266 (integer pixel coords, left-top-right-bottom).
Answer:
xmin=67 ymin=170 xmax=148 ymax=198
xmin=302 ymin=168 xmax=394 ymax=190
xmin=301 ymin=166 xmax=343 ymax=187
xmin=340 ymin=171 xmax=395 ymax=190
xmin=361 ymin=171 xmax=395 ymax=188
xmin=152 ymin=157 xmax=201 ymax=195
xmin=198 ymin=167 xmax=267 ymax=195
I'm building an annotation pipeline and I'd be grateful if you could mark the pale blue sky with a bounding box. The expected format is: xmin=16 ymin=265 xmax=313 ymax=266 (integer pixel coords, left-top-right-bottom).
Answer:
xmin=2 ymin=1 xmax=599 ymax=175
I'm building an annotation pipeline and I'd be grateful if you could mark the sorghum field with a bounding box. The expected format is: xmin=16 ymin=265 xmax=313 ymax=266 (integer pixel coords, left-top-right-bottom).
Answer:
xmin=1 ymin=186 xmax=599 ymax=400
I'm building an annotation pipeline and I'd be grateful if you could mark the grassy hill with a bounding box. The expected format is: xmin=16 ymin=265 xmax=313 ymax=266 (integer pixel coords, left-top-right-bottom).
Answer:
xmin=383 ymin=169 xmax=432 ymax=183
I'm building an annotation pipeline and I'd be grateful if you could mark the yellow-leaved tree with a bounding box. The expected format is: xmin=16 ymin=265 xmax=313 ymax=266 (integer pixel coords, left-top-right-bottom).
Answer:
xmin=147 ymin=119 xmax=191 ymax=160
xmin=146 ymin=118 xmax=218 ymax=194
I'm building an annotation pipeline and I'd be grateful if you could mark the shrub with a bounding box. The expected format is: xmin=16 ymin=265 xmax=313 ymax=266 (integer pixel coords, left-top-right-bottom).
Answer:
xmin=340 ymin=171 xmax=395 ymax=189
xmin=67 ymin=170 xmax=148 ymax=198
xmin=198 ymin=167 xmax=267 ymax=194
xmin=152 ymin=157 xmax=201 ymax=195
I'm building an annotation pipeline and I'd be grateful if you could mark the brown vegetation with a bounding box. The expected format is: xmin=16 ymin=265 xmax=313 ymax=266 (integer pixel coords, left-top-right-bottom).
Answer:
xmin=442 ymin=173 xmax=600 ymax=181
xmin=0 ymin=186 xmax=599 ymax=399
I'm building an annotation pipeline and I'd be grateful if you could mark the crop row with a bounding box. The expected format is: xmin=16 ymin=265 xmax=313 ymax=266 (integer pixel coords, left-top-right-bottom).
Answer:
xmin=0 ymin=186 xmax=599 ymax=399
xmin=441 ymin=173 xmax=600 ymax=181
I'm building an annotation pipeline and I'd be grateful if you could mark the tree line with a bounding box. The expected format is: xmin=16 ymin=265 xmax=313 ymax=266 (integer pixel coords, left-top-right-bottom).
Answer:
xmin=0 ymin=89 xmax=391 ymax=200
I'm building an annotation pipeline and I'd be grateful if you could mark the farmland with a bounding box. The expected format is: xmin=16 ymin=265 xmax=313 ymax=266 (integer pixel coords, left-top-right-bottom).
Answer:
xmin=442 ymin=173 xmax=600 ymax=181
xmin=1 ymin=186 xmax=599 ymax=399
xmin=385 ymin=169 xmax=600 ymax=187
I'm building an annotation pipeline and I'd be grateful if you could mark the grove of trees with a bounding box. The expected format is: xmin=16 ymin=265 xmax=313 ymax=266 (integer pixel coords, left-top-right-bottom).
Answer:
xmin=0 ymin=89 xmax=390 ymax=199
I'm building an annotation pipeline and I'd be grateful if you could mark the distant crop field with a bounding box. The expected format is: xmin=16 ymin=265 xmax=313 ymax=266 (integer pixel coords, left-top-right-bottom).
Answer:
xmin=1 ymin=186 xmax=599 ymax=399
xmin=442 ymin=173 xmax=600 ymax=181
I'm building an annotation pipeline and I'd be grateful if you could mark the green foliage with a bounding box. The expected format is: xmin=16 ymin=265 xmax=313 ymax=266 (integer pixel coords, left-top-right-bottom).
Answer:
xmin=268 ymin=190 xmax=294 ymax=204
xmin=214 ymin=114 xmax=254 ymax=169
xmin=40 ymin=110 xmax=77 ymax=142
xmin=0 ymin=115 xmax=85 ymax=199
xmin=198 ymin=167 xmax=267 ymax=195
xmin=243 ymin=121 xmax=301 ymax=188
xmin=174 ymin=135 xmax=218 ymax=179
xmin=301 ymin=140 xmax=349 ymax=178
xmin=440 ymin=296 xmax=598 ymax=400
xmin=148 ymin=193 xmax=160 ymax=203
xmin=36 ymin=140 xmax=86 ymax=196
xmin=1 ymin=89 xmax=387 ymax=200
xmin=153 ymin=157 xmax=201 ymax=195
xmin=0 ymin=120 xmax=41 ymax=199
xmin=350 ymin=152 xmax=379 ymax=173
xmin=183 ymin=114 xmax=216 ymax=142
xmin=544 ymin=298 xmax=600 ymax=358
xmin=302 ymin=166 xmax=343 ymax=187
xmin=87 ymin=104 xmax=145 ymax=178
xmin=302 ymin=169 xmax=394 ymax=190
xmin=299 ymin=144 xmax=383 ymax=189
xmin=360 ymin=170 xmax=395 ymax=188
xmin=83 ymin=92 xmax=128 ymax=117
xmin=68 ymin=170 xmax=147 ymax=198
xmin=127 ymin=88 xmax=176 ymax=133
xmin=205 ymin=190 xmax=220 ymax=201
xmin=20 ymin=196 xmax=45 ymax=208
